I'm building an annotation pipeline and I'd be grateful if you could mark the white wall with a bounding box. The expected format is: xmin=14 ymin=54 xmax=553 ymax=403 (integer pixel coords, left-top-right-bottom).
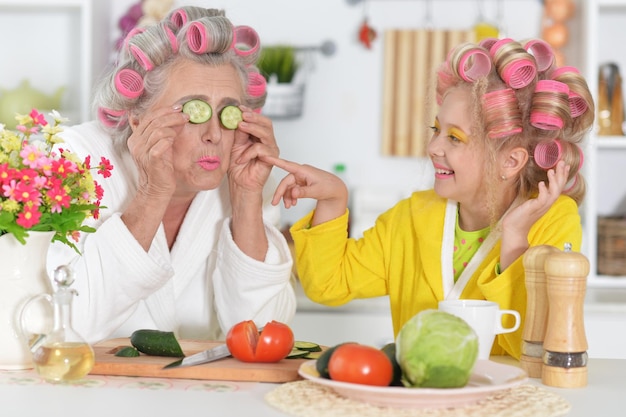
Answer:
xmin=109 ymin=0 xmax=545 ymax=228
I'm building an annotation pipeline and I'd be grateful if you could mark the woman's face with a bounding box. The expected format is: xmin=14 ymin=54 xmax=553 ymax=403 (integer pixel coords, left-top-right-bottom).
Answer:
xmin=147 ymin=59 xmax=244 ymax=196
xmin=427 ymin=87 xmax=488 ymax=206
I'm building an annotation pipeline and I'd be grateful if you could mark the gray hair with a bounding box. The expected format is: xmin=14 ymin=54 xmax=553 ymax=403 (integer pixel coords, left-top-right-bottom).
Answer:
xmin=92 ymin=6 xmax=266 ymax=147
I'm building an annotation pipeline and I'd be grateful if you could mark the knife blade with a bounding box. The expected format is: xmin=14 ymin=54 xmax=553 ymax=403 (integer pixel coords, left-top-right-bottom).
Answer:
xmin=163 ymin=343 xmax=231 ymax=369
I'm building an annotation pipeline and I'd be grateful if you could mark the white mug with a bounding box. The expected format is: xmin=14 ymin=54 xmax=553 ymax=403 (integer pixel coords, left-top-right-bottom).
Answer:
xmin=438 ymin=299 xmax=521 ymax=360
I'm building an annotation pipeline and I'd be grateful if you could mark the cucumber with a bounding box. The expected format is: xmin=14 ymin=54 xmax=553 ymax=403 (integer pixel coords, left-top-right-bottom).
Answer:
xmin=114 ymin=346 xmax=140 ymax=357
xmin=182 ymin=99 xmax=212 ymax=124
xmin=219 ymin=105 xmax=243 ymax=130
xmin=381 ymin=342 xmax=403 ymax=386
xmin=130 ymin=329 xmax=185 ymax=358
xmin=315 ymin=343 xmax=348 ymax=379
xmin=286 ymin=348 xmax=310 ymax=359
xmin=294 ymin=341 xmax=322 ymax=352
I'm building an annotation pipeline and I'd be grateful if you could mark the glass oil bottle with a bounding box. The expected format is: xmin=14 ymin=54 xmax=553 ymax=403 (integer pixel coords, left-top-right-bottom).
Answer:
xmin=30 ymin=265 xmax=95 ymax=383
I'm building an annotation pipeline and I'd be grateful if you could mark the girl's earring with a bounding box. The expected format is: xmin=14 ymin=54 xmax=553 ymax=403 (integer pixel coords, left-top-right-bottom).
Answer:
xmin=500 ymin=175 xmax=507 ymax=180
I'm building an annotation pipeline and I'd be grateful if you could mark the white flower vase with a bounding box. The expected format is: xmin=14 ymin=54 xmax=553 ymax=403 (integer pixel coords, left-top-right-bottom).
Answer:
xmin=0 ymin=231 xmax=55 ymax=370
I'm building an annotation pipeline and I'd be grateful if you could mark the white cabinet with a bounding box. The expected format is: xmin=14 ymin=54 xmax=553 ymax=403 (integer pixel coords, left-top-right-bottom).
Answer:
xmin=581 ymin=0 xmax=626 ymax=288
xmin=0 ymin=0 xmax=109 ymax=125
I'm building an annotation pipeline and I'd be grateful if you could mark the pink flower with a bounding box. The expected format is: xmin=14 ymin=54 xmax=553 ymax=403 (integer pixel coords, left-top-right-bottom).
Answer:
xmin=14 ymin=181 xmax=40 ymax=204
xmin=20 ymin=144 xmax=45 ymax=169
xmin=97 ymin=157 xmax=114 ymax=178
xmin=29 ymin=109 xmax=48 ymax=127
xmin=51 ymin=158 xmax=78 ymax=178
xmin=16 ymin=125 xmax=39 ymax=135
xmin=16 ymin=203 xmax=42 ymax=228
xmin=2 ymin=179 xmax=18 ymax=199
xmin=47 ymin=186 xmax=71 ymax=213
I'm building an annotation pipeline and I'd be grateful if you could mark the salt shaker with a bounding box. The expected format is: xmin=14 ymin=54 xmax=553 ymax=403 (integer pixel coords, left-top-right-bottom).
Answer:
xmin=521 ymin=245 xmax=559 ymax=378
xmin=542 ymin=243 xmax=589 ymax=388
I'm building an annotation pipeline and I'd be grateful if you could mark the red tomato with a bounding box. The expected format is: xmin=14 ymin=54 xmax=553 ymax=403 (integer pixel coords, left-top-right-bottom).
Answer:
xmin=226 ymin=320 xmax=294 ymax=363
xmin=328 ymin=343 xmax=393 ymax=386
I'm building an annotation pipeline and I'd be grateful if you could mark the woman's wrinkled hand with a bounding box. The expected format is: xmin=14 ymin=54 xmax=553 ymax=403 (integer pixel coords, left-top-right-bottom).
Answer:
xmin=227 ymin=108 xmax=279 ymax=193
xmin=126 ymin=105 xmax=189 ymax=198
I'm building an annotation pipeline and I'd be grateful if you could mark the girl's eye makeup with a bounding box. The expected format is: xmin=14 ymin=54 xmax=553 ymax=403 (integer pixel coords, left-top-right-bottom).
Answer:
xmin=448 ymin=127 xmax=468 ymax=143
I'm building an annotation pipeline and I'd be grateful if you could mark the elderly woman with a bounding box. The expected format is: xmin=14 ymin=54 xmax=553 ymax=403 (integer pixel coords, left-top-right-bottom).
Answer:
xmin=47 ymin=6 xmax=296 ymax=343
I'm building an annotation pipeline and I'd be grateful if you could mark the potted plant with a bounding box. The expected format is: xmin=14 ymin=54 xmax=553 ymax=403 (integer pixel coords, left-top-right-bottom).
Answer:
xmin=257 ymin=45 xmax=305 ymax=119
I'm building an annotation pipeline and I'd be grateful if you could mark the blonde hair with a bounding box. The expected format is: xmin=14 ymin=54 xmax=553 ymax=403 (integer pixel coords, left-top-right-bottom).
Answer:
xmin=435 ymin=37 xmax=594 ymax=208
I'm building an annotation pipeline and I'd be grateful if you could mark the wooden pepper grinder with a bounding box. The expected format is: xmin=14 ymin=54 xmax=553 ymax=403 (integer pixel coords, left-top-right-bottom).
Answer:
xmin=542 ymin=243 xmax=589 ymax=388
xmin=521 ymin=245 xmax=559 ymax=378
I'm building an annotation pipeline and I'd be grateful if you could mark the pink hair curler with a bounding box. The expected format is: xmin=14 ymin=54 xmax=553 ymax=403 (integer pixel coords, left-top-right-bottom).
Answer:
xmin=479 ymin=37 xmax=498 ymax=51
xmin=98 ymin=107 xmax=126 ymax=128
xmin=129 ymin=45 xmax=154 ymax=71
xmin=114 ymin=68 xmax=144 ymax=99
xmin=535 ymin=79 xmax=569 ymax=94
xmin=248 ymin=72 xmax=267 ymax=97
xmin=534 ymin=140 xmax=563 ymax=169
xmin=164 ymin=25 xmax=179 ymax=53
xmin=550 ymin=66 xmax=588 ymax=117
xmin=457 ymin=49 xmax=492 ymax=82
xmin=550 ymin=65 xmax=580 ymax=78
xmin=483 ymin=88 xmax=523 ymax=138
xmin=530 ymin=80 xmax=569 ymax=130
xmin=233 ymin=26 xmax=260 ymax=57
xmin=123 ymin=27 xmax=145 ymax=52
xmin=501 ymin=58 xmax=537 ymax=89
xmin=524 ymin=39 xmax=555 ymax=73
xmin=568 ymin=91 xmax=588 ymax=118
xmin=187 ymin=21 xmax=210 ymax=54
xmin=490 ymin=38 xmax=537 ymax=89
xmin=170 ymin=9 xmax=188 ymax=29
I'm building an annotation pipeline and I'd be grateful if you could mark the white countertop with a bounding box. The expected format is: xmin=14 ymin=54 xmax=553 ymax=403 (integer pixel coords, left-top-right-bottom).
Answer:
xmin=1 ymin=358 xmax=624 ymax=417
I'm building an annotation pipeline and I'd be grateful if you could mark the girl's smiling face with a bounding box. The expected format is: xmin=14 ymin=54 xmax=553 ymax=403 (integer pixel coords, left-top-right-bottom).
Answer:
xmin=427 ymin=87 xmax=488 ymax=207
xmin=148 ymin=59 xmax=244 ymax=197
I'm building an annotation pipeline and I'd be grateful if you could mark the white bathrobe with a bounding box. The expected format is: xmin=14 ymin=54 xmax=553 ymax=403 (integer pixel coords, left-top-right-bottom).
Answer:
xmin=47 ymin=121 xmax=296 ymax=343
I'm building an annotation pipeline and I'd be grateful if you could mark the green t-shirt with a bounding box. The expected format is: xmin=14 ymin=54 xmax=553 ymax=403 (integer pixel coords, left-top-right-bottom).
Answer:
xmin=453 ymin=218 xmax=490 ymax=282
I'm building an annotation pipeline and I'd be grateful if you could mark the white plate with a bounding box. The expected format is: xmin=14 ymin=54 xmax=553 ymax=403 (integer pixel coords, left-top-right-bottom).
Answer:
xmin=298 ymin=359 xmax=528 ymax=409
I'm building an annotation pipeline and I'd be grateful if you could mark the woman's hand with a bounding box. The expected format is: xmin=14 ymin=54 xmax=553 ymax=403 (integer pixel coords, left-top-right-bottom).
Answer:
xmin=259 ymin=155 xmax=349 ymax=227
xmin=500 ymin=160 xmax=571 ymax=270
xmin=123 ymin=105 xmax=189 ymax=250
xmin=127 ymin=105 xmax=189 ymax=199
xmin=226 ymin=108 xmax=280 ymax=261
xmin=228 ymin=108 xmax=279 ymax=194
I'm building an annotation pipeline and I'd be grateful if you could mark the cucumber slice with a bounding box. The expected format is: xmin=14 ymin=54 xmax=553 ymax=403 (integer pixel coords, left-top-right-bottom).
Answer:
xmin=114 ymin=346 xmax=140 ymax=357
xmin=182 ymin=99 xmax=212 ymax=124
xmin=304 ymin=351 xmax=323 ymax=360
xmin=286 ymin=348 xmax=310 ymax=359
xmin=294 ymin=341 xmax=322 ymax=352
xmin=220 ymin=105 xmax=243 ymax=130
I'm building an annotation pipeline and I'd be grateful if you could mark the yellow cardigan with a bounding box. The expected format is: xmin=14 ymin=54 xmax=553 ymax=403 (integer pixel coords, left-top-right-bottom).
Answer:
xmin=291 ymin=189 xmax=582 ymax=359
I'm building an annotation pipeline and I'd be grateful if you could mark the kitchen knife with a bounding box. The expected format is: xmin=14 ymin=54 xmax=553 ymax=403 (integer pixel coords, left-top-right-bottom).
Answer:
xmin=163 ymin=343 xmax=230 ymax=369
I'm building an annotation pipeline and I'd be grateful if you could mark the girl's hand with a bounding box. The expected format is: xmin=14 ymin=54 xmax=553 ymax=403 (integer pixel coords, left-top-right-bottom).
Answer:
xmin=260 ymin=155 xmax=348 ymax=226
xmin=127 ymin=105 xmax=189 ymax=199
xmin=500 ymin=160 xmax=571 ymax=269
xmin=228 ymin=108 xmax=279 ymax=193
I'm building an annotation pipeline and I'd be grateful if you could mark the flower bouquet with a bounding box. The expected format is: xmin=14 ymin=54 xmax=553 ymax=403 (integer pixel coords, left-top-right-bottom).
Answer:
xmin=0 ymin=109 xmax=113 ymax=252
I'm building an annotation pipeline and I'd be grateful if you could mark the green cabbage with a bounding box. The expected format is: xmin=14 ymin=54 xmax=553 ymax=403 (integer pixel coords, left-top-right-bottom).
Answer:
xmin=396 ymin=309 xmax=478 ymax=388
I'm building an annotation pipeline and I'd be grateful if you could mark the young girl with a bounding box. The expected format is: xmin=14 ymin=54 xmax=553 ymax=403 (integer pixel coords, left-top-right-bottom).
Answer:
xmin=262 ymin=37 xmax=594 ymax=359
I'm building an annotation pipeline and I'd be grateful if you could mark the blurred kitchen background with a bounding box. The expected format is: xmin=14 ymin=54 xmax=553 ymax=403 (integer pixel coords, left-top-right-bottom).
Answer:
xmin=2 ymin=0 xmax=626 ymax=357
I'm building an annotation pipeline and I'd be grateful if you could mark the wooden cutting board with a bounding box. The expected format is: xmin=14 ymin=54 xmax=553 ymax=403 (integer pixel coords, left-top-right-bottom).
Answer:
xmin=90 ymin=338 xmax=307 ymax=383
